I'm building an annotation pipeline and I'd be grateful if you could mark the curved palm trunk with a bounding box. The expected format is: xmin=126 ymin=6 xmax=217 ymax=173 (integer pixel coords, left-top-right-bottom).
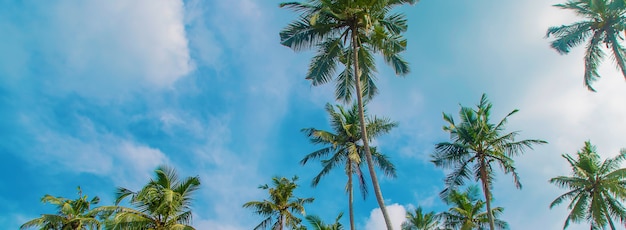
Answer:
xmin=351 ymin=28 xmax=393 ymax=230
xmin=479 ymin=159 xmax=495 ymax=230
xmin=348 ymin=161 xmax=355 ymax=230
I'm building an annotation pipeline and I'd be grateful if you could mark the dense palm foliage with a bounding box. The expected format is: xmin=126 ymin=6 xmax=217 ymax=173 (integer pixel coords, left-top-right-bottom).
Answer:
xmin=96 ymin=166 xmax=200 ymax=230
xmin=439 ymin=186 xmax=508 ymax=230
xmin=401 ymin=206 xmax=440 ymax=230
xmin=280 ymin=1 xmax=416 ymax=228
xmin=21 ymin=187 xmax=101 ymax=230
xmin=549 ymin=141 xmax=626 ymax=229
xmin=243 ymin=176 xmax=314 ymax=230
xmin=431 ymin=94 xmax=546 ymax=230
xmin=304 ymin=213 xmax=344 ymax=230
xmin=301 ymin=103 xmax=396 ymax=230
xmin=546 ymin=0 xmax=626 ymax=91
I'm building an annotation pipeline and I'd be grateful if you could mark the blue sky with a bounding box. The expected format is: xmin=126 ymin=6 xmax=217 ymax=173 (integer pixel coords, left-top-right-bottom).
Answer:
xmin=2 ymin=0 xmax=626 ymax=229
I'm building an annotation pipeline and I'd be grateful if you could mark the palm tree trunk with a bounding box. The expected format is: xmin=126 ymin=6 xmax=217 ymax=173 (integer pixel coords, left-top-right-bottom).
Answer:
xmin=351 ymin=27 xmax=393 ymax=230
xmin=348 ymin=161 xmax=355 ymax=230
xmin=479 ymin=159 xmax=495 ymax=230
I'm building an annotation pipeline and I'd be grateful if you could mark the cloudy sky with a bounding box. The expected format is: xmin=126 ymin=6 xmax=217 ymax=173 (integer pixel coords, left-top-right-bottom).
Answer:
xmin=1 ymin=0 xmax=626 ymax=229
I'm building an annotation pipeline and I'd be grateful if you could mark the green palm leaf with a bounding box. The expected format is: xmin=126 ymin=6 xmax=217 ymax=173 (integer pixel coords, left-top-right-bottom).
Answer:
xmin=550 ymin=141 xmax=626 ymax=229
xmin=548 ymin=0 xmax=626 ymax=91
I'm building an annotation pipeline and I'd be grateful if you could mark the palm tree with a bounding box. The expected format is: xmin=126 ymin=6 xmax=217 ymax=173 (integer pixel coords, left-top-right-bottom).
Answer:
xmin=301 ymin=103 xmax=397 ymax=230
xmin=439 ymin=186 xmax=508 ymax=230
xmin=21 ymin=187 xmax=101 ymax=230
xmin=243 ymin=176 xmax=315 ymax=230
xmin=431 ymin=94 xmax=546 ymax=230
xmin=549 ymin=141 xmax=626 ymax=229
xmin=546 ymin=0 xmax=626 ymax=91
xmin=401 ymin=206 xmax=440 ymax=230
xmin=95 ymin=165 xmax=200 ymax=230
xmin=279 ymin=1 xmax=416 ymax=228
xmin=304 ymin=213 xmax=344 ymax=230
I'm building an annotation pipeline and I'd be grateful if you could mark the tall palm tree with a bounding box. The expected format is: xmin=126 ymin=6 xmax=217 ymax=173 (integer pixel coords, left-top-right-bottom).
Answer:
xmin=549 ymin=141 xmax=626 ymax=229
xmin=301 ymin=103 xmax=397 ymax=230
xmin=280 ymin=1 xmax=416 ymax=228
xmin=431 ymin=94 xmax=546 ymax=230
xmin=243 ymin=176 xmax=315 ymax=230
xmin=95 ymin=165 xmax=200 ymax=230
xmin=21 ymin=187 xmax=101 ymax=230
xmin=304 ymin=213 xmax=344 ymax=230
xmin=401 ymin=206 xmax=440 ymax=230
xmin=546 ymin=0 xmax=626 ymax=91
xmin=439 ymin=186 xmax=508 ymax=230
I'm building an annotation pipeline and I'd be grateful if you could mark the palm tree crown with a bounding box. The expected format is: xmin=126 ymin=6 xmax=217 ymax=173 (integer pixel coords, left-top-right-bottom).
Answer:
xmin=279 ymin=0 xmax=414 ymax=102
xmin=280 ymin=1 xmax=416 ymax=228
xmin=21 ymin=187 xmax=101 ymax=230
xmin=547 ymin=0 xmax=626 ymax=91
xmin=304 ymin=213 xmax=344 ymax=230
xmin=431 ymin=93 xmax=546 ymax=230
xmin=301 ymin=103 xmax=397 ymax=230
xmin=97 ymin=165 xmax=200 ymax=230
xmin=243 ymin=176 xmax=315 ymax=230
xmin=401 ymin=206 xmax=440 ymax=230
xmin=439 ymin=186 xmax=508 ymax=230
xmin=550 ymin=141 xmax=626 ymax=229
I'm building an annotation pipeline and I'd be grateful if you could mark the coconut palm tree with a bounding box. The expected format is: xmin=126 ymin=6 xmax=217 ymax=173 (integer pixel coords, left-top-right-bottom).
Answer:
xmin=304 ymin=213 xmax=344 ymax=230
xmin=279 ymin=1 xmax=416 ymax=228
xmin=21 ymin=187 xmax=101 ymax=230
xmin=549 ymin=141 xmax=626 ymax=229
xmin=401 ymin=206 xmax=441 ymax=230
xmin=546 ymin=0 xmax=626 ymax=91
xmin=431 ymin=94 xmax=546 ymax=230
xmin=243 ymin=176 xmax=315 ymax=230
xmin=439 ymin=186 xmax=508 ymax=230
xmin=95 ymin=165 xmax=200 ymax=230
xmin=301 ymin=103 xmax=397 ymax=230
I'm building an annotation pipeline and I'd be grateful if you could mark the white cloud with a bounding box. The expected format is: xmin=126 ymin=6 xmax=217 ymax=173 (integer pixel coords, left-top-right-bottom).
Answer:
xmin=115 ymin=141 xmax=168 ymax=186
xmin=20 ymin=110 xmax=168 ymax=186
xmin=364 ymin=203 xmax=408 ymax=230
xmin=0 ymin=0 xmax=192 ymax=99
xmin=184 ymin=0 xmax=222 ymax=69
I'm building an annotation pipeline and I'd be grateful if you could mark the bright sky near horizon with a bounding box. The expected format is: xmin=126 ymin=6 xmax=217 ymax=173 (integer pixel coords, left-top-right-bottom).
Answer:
xmin=2 ymin=0 xmax=626 ymax=229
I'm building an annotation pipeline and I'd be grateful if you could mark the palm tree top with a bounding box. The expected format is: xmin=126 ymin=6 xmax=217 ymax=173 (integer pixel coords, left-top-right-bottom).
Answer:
xmin=440 ymin=186 xmax=509 ymax=230
xmin=401 ymin=206 xmax=440 ymax=230
xmin=243 ymin=176 xmax=314 ymax=230
xmin=95 ymin=165 xmax=200 ymax=230
xmin=549 ymin=141 xmax=626 ymax=229
xmin=20 ymin=186 xmax=101 ymax=230
xmin=300 ymin=103 xmax=397 ymax=189
xmin=546 ymin=0 xmax=626 ymax=91
xmin=304 ymin=213 xmax=344 ymax=230
xmin=433 ymin=93 xmax=547 ymax=191
xmin=279 ymin=0 xmax=415 ymax=102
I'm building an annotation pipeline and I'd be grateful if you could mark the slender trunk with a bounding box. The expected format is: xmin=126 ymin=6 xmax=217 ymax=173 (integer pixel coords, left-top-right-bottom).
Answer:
xmin=351 ymin=27 xmax=393 ymax=230
xmin=348 ymin=160 xmax=355 ymax=230
xmin=479 ymin=158 xmax=495 ymax=230
xmin=280 ymin=214 xmax=284 ymax=230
